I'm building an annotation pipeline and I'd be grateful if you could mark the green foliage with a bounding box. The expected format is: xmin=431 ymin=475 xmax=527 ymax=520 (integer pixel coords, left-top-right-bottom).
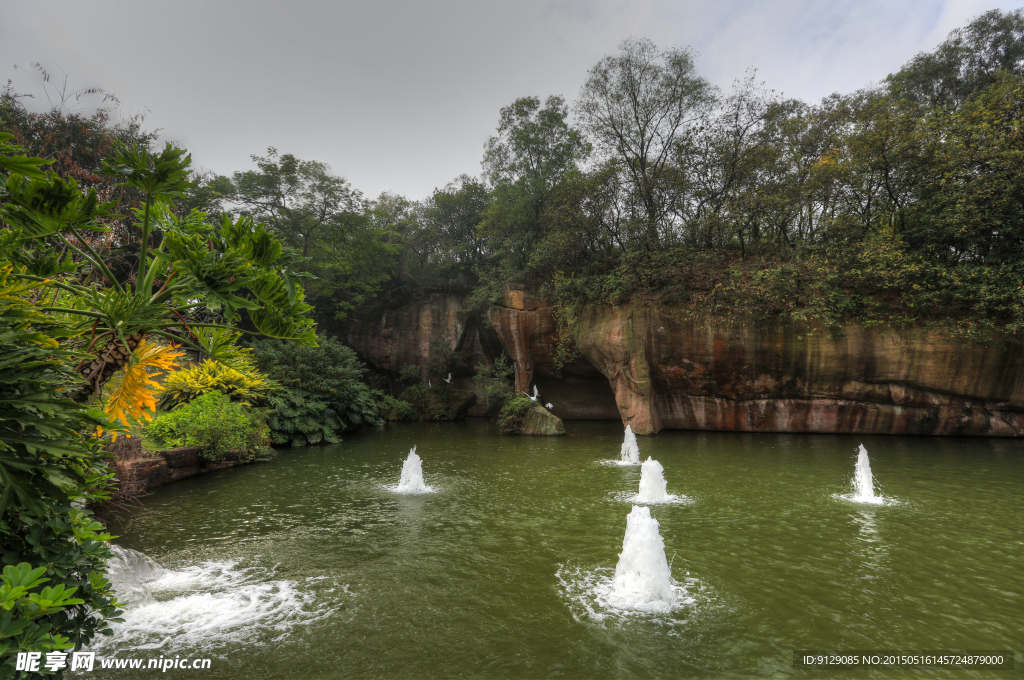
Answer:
xmin=146 ymin=391 xmax=268 ymax=462
xmin=397 ymin=365 xmax=422 ymax=385
xmin=470 ymin=354 xmax=516 ymax=413
xmin=426 ymin=337 xmax=459 ymax=382
xmin=0 ymin=266 xmax=109 ymax=521
xmin=373 ymin=392 xmax=416 ymax=421
xmin=250 ymin=334 xmax=380 ymax=446
xmin=230 ymin=149 xmax=400 ymax=325
xmin=397 ymin=385 xmax=477 ymax=422
xmin=0 ymin=268 xmax=122 ymax=674
xmin=887 ymin=8 xmax=1024 ymax=108
xmin=1 ymin=509 xmax=124 ymax=677
xmin=160 ymin=359 xmax=275 ymax=409
xmin=497 ymin=396 xmax=534 ymax=435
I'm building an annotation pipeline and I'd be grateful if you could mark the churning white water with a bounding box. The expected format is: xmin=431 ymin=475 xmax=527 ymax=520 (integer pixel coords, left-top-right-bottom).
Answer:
xmin=610 ymin=505 xmax=675 ymax=609
xmin=94 ymin=546 xmax=340 ymax=653
xmin=637 ymin=457 xmax=670 ymax=502
xmin=618 ymin=425 xmax=640 ymax=465
xmin=393 ymin=446 xmax=433 ymax=494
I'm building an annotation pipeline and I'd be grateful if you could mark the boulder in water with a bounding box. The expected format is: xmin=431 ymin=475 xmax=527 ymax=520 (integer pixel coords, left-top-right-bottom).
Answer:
xmin=520 ymin=405 xmax=566 ymax=435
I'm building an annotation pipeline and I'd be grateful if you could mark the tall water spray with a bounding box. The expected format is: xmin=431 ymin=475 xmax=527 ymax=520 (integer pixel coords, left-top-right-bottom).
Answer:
xmin=611 ymin=505 xmax=675 ymax=607
xmin=395 ymin=446 xmax=431 ymax=494
xmin=637 ymin=457 xmax=670 ymax=502
xmin=852 ymin=444 xmax=877 ymax=502
xmin=619 ymin=425 xmax=640 ymax=465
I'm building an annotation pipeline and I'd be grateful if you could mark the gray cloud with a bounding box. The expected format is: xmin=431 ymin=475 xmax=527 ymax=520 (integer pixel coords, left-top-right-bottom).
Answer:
xmin=2 ymin=0 xmax=1021 ymax=199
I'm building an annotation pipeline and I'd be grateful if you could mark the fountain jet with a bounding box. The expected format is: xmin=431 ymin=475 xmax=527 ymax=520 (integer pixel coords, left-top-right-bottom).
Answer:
xmin=611 ymin=505 xmax=675 ymax=607
xmin=852 ymin=444 xmax=877 ymax=502
xmin=619 ymin=425 xmax=640 ymax=465
xmin=395 ymin=446 xmax=431 ymax=494
xmin=637 ymin=457 xmax=670 ymax=502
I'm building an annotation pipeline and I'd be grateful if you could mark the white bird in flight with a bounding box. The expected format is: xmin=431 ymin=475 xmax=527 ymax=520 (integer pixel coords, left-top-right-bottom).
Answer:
xmin=443 ymin=372 xmax=452 ymax=385
xmin=522 ymin=385 xmax=539 ymax=402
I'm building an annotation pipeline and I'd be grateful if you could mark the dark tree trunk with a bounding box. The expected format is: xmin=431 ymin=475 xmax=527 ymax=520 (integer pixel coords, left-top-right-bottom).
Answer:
xmin=71 ymin=332 xmax=146 ymax=403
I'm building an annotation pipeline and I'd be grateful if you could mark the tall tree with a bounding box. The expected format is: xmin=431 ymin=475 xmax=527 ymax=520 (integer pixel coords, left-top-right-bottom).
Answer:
xmin=231 ymin=149 xmax=399 ymax=323
xmin=576 ymin=37 xmax=714 ymax=247
xmin=479 ymin=96 xmax=588 ymax=273
xmin=425 ymin=175 xmax=490 ymax=265
xmin=231 ymin=148 xmax=363 ymax=258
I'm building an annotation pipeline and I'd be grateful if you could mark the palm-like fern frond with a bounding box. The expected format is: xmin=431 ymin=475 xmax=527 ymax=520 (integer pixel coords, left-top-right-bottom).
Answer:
xmin=100 ymin=340 xmax=184 ymax=438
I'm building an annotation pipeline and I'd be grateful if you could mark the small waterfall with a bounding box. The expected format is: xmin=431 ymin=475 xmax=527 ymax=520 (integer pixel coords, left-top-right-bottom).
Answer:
xmin=619 ymin=425 xmax=640 ymax=465
xmin=395 ymin=446 xmax=431 ymax=494
xmin=852 ymin=444 xmax=876 ymax=501
xmin=637 ymin=457 xmax=670 ymax=502
xmin=105 ymin=545 xmax=164 ymax=608
xmin=611 ymin=505 xmax=675 ymax=607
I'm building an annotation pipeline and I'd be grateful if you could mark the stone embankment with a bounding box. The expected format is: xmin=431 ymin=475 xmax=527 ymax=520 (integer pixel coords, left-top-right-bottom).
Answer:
xmin=114 ymin=446 xmax=258 ymax=493
xmin=345 ymin=287 xmax=1024 ymax=437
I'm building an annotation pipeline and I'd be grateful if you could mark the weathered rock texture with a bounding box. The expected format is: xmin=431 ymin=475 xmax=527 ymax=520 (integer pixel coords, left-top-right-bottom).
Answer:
xmin=117 ymin=447 xmax=257 ymax=493
xmin=575 ymin=304 xmax=1024 ymax=436
xmin=487 ymin=285 xmax=620 ymax=420
xmin=521 ymin=406 xmax=566 ymax=435
xmin=345 ymin=293 xmax=1024 ymax=437
xmin=344 ymin=296 xmax=504 ymax=415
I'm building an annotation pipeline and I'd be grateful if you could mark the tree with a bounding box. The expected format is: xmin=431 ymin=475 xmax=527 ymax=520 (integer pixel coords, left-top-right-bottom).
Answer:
xmin=231 ymin=148 xmax=363 ymax=258
xmin=887 ymin=8 xmax=1024 ymax=108
xmin=425 ymin=175 xmax=490 ymax=265
xmin=577 ymin=37 xmax=714 ymax=247
xmin=231 ymin=150 xmax=399 ymax=325
xmin=0 ymin=134 xmax=317 ymax=403
xmin=479 ymin=96 xmax=589 ymax=275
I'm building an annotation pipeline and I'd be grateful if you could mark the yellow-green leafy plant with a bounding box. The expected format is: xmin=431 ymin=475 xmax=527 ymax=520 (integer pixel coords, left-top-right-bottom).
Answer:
xmin=160 ymin=359 xmax=275 ymax=408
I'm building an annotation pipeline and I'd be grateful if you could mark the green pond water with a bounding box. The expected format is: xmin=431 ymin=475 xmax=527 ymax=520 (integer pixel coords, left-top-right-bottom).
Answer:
xmin=99 ymin=420 xmax=1023 ymax=679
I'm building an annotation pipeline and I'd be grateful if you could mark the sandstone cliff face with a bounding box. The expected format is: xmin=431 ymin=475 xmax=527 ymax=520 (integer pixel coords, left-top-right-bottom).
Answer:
xmin=487 ymin=287 xmax=620 ymax=421
xmin=344 ymin=296 xmax=504 ymax=414
xmin=575 ymin=304 xmax=1024 ymax=436
xmin=345 ymin=294 xmax=1024 ymax=437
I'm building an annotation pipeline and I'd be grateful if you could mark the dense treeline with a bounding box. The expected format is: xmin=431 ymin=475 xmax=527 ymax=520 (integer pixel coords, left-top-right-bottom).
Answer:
xmin=3 ymin=9 xmax=1023 ymax=345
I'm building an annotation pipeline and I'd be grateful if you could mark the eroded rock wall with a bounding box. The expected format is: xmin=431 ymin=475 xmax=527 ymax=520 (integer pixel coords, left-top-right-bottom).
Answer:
xmin=344 ymin=294 xmax=1024 ymax=436
xmin=487 ymin=287 xmax=621 ymax=420
xmin=575 ymin=304 xmax=1024 ymax=436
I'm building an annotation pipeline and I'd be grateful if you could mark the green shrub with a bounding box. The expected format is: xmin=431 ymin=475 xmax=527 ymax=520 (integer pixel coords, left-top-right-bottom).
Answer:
xmin=249 ymin=334 xmax=381 ymax=447
xmin=398 ymin=385 xmax=477 ymax=421
xmin=374 ymin=392 xmax=417 ymax=420
xmin=471 ymin=354 xmax=516 ymax=415
xmin=397 ymin=365 xmax=421 ymax=385
xmin=159 ymin=359 xmax=275 ymax=409
xmin=497 ymin=396 xmax=534 ymax=434
xmin=146 ymin=392 xmax=269 ymax=461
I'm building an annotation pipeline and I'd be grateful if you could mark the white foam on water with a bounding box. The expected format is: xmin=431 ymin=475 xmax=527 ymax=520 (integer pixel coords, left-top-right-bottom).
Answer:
xmin=387 ymin=446 xmax=435 ymax=494
xmin=556 ymin=564 xmax=695 ymax=623
xmin=557 ymin=505 xmax=693 ymax=622
xmin=94 ymin=547 xmax=342 ymax=653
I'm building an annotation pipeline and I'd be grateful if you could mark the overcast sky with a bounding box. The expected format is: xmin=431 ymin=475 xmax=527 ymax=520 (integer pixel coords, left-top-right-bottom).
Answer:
xmin=3 ymin=0 xmax=1023 ymax=201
